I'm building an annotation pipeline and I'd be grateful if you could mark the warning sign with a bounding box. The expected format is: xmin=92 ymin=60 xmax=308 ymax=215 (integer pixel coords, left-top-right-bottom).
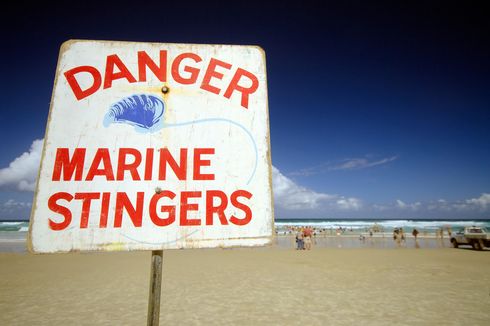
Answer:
xmin=28 ymin=40 xmax=273 ymax=252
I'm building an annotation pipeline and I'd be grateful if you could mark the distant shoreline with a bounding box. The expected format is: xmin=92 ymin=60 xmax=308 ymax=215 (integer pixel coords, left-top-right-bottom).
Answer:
xmin=2 ymin=230 xmax=483 ymax=252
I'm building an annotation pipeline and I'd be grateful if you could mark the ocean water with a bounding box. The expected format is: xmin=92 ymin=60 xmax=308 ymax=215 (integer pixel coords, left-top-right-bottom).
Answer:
xmin=0 ymin=221 xmax=29 ymax=232
xmin=274 ymin=218 xmax=490 ymax=233
xmin=1 ymin=219 xmax=489 ymax=234
xmin=0 ymin=221 xmax=29 ymax=252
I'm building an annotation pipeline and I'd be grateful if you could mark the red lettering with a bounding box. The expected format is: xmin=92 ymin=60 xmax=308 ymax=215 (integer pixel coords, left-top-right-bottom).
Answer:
xmin=64 ymin=66 xmax=102 ymax=100
xmin=180 ymin=191 xmax=201 ymax=226
xmin=86 ymin=149 xmax=115 ymax=181
xmin=138 ymin=50 xmax=167 ymax=82
xmin=206 ymin=190 xmax=228 ymax=225
xmin=200 ymin=58 xmax=232 ymax=95
xmin=52 ymin=148 xmax=86 ymax=181
xmin=144 ymin=148 xmax=154 ymax=180
xmin=104 ymin=54 xmax=137 ymax=89
xmin=48 ymin=192 xmax=74 ymax=231
xmin=99 ymin=192 xmax=110 ymax=228
xmin=193 ymin=148 xmax=215 ymax=180
xmin=114 ymin=192 xmax=144 ymax=227
xmin=159 ymin=148 xmax=187 ymax=180
xmin=171 ymin=53 xmax=202 ymax=84
xmin=117 ymin=148 xmax=142 ymax=180
xmin=229 ymin=190 xmax=252 ymax=225
xmin=149 ymin=191 xmax=176 ymax=226
xmin=224 ymin=68 xmax=259 ymax=109
xmin=46 ymin=189 xmax=254 ymax=230
xmin=64 ymin=50 xmax=261 ymax=109
xmin=74 ymin=192 xmax=100 ymax=228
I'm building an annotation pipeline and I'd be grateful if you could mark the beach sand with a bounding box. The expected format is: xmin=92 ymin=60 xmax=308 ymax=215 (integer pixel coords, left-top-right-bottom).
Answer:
xmin=1 ymin=245 xmax=489 ymax=325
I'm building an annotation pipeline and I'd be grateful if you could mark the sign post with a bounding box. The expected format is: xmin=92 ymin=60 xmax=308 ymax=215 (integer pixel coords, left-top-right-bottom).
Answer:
xmin=28 ymin=40 xmax=273 ymax=322
xmin=148 ymin=250 xmax=163 ymax=326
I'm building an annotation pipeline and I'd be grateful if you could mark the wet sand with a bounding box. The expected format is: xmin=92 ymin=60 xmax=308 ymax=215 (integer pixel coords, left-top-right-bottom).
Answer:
xmin=275 ymin=233 xmax=458 ymax=249
xmin=1 ymin=245 xmax=489 ymax=325
xmin=0 ymin=232 xmax=27 ymax=253
xmin=0 ymin=231 xmax=464 ymax=253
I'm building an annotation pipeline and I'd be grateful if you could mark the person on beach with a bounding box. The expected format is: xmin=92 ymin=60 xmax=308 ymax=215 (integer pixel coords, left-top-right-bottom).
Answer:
xmin=400 ymin=228 xmax=406 ymax=242
xmin=412 ymin=228 xmax=420 ymax=248
xmin=393 ymin=228 xmax=402 ymax=247
xmin=303 ymin=227 xmax=313 ymax=250
xmin=412 ymin=228 xmax=419 ymax=239
xmin=295 ymin=229 xmax=304 ymax=250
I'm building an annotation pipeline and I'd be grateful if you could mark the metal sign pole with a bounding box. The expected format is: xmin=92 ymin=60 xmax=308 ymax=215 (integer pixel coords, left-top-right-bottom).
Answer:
xmin=147 ymin=250 xmax=163 ymax=326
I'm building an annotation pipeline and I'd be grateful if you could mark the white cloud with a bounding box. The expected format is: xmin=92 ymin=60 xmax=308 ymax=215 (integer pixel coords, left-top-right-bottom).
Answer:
xmin=394 ymin=199 xmax=422 ymax=210
xmin=0 ymin=198 xmax=33 ymax=220
xmin=372 ymin=204 xmax=388 ymax=211
xmin=0 ymin=139 xmax=43 ymax=192
xmin=336 ymin=197 xmax=362 ymax=210
xmin=465 ymin=193 xmax=490 ymax=210
xmin=272 ymin=166 xmax=361 ymax=211
xmin=332 ymin=156 xmax=398 ymax=171
xmin=272 ymin=166 xmax=332 ymax=210
xmin=452 ymin=203 xmax=468 ymax=210
xmin=421 ymin=194 xmax=490 ymax=212
xmin=396 ymin=199 xmax=407 ymax=209
xmin=289 ymin=155 xmax=398 ymax=176
xmin=3 ymin=199 xmax=31 ymax=208
xmin=384 ymin=194 xmax=490 ymax=216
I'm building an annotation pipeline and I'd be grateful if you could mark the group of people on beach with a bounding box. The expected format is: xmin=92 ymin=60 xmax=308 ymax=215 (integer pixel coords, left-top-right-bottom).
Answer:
xmin=392 ymin=226 xmax=452 ymax=247
xmin=284 ymin=224 xmax=458 ymax=250
xmin=295 ymin=227 xmax=313 ymax=250
xmin=435 ymin=227 xmax=451 ymax=239
xmin=393 ymin=227 xmax=407 ymax=246
xmin=393 ymin=227 xmax=423 ymax=246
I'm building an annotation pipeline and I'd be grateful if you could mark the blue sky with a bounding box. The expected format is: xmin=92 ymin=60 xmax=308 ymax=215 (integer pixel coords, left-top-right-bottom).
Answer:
xmin=1 ymin=1 xmax=489 ymax=220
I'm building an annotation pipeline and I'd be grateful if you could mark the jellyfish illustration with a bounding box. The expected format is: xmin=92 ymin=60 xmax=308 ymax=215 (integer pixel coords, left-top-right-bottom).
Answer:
xmin=103 ymin=94 xmax=164 ymax=133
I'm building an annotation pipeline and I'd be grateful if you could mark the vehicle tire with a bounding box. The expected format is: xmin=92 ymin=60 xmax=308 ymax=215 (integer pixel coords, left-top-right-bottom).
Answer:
xmin=451 ymin=239 xmax=458 ymax=248
xmin=479 ymin=240 xmax=485 ymax=250
xmin=472 ymin=241 xmax=482 ymax=250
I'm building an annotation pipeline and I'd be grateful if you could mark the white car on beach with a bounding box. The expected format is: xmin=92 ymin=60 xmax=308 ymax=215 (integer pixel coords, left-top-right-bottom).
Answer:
xmin=449 ymin=230 xmax=470 ymax=248
xmin=450 ymin=227 xmax=490 ymax=250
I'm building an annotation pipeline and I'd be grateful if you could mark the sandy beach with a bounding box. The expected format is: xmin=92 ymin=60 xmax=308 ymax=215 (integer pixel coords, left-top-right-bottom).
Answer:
xmin=1 ymin=242 xmax=489 ymax=326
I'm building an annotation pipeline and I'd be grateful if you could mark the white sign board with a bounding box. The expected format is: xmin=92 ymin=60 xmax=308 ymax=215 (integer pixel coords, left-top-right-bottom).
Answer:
xmin=28 ymin=40 xmax=273 ymax=253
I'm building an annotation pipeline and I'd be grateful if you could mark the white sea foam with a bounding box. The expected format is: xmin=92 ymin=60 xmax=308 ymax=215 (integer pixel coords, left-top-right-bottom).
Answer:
xmin=274 ymin=219 xmax=490 ymax=231
xmin=0 ymin=221 xmax=29 ymax=232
